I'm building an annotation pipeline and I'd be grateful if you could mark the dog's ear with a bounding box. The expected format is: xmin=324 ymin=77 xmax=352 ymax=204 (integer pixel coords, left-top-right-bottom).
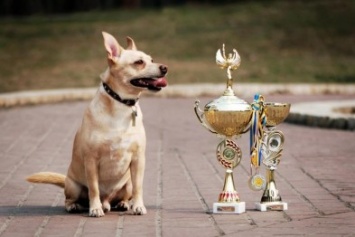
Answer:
xmin=126 ymin=36 xmax=137 ymax=51
xmin=102 ymin=32 xmax=123 ymax=62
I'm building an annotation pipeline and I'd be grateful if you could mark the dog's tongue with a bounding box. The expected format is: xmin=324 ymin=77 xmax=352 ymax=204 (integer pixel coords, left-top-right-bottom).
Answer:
xmin=152 ymin=77 xmax=167 ymax=88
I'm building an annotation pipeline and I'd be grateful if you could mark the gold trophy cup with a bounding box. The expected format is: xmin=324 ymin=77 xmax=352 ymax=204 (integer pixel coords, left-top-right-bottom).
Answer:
xmin=194 ymin=45 xmax=252 ymax=214
xmin=255 ymin=102 xmax=291 ymax=211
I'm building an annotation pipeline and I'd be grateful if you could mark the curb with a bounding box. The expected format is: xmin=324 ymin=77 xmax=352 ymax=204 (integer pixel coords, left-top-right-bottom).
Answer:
xmin=286 ymin=100 xmax=355 ymax=131
xmin=286 ymin=114 xmax=355 ymax=131
xmin=1 ymin=83 xmax=354 ymax=131
xmin=1 ymin=83 xmax=355 ymax=108
xmin=0 ymin=88 xmax=96 ymax=108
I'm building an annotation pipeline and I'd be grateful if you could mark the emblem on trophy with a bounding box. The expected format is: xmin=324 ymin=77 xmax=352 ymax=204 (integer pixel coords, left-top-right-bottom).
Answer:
xmin=194 ymin=44 xmax=252 ymax=214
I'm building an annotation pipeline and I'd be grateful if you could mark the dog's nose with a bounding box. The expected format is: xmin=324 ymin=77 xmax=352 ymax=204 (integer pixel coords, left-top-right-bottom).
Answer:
xmin=159 ymin=65 xmax=168 ymax=75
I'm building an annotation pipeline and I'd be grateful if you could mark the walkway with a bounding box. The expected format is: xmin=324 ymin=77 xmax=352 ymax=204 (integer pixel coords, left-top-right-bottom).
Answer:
xmin=0 ymin=94 xmax=354 ymax=236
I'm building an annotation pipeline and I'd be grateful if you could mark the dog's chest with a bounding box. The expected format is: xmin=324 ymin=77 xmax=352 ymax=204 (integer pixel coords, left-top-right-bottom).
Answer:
xmin=99 ymin=131 xmax=142 ymax=174
xmin=110 ymin=134 xmax=138 ymax=158
xmin=86 ymin=99 xmax=145 ymax=180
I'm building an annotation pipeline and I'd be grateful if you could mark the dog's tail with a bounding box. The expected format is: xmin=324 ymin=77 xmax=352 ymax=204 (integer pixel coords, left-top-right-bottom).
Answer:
xmin=26 ymin=172 xmax=66 ymax=188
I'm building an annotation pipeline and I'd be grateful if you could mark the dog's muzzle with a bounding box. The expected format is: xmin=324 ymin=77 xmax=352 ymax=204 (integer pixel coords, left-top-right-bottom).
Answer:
xmin=130 ymin=65 xmax=168 ymax=91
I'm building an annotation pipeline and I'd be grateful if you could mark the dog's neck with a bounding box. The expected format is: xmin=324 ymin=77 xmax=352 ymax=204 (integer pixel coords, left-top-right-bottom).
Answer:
xmin=100 ymin=69 xmax=141 ymax=106
xmin=102 ymin=82 xmax=138 ymax=106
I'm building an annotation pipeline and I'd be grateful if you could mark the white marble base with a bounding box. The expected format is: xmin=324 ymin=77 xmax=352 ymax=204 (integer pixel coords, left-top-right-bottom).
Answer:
xmin=213 ymin=202 xmax=245 ymax=214
xmin=255 ymin=202 xmax=288 ymax=212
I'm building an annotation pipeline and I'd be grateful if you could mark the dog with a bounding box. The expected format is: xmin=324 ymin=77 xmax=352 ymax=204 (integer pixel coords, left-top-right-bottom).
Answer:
xmin=26 ymin=32 xmax=168 ymax=217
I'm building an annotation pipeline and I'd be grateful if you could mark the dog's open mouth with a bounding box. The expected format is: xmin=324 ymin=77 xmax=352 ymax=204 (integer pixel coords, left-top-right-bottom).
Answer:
xmin=130 ymin=77 xmax=168 ymax=91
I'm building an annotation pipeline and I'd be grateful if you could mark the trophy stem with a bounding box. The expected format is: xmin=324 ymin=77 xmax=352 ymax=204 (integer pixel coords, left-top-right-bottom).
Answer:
xmin=218 ymin=169 xmax=239 ymax=203
xmin=213 ymin=168 xmax=245 ymax=214
xmin=256 ymin=168 xmax=287 ymax=211
xmin=261 ymin=169 xmax=281 ymax=203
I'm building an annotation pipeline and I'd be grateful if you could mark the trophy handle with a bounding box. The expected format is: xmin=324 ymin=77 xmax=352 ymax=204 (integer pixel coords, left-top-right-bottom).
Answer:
xmin=194 ymin=100 xmax=217 ymax=134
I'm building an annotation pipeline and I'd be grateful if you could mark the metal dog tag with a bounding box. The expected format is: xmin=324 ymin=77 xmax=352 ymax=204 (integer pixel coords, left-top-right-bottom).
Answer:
xmin=131 ymin=107 xmax=137 ymax=127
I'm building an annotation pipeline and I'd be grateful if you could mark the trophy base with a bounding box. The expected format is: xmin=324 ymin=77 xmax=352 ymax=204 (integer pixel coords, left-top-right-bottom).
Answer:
xmin=213 ymin=202 xmax=245 ymax=214
xmin=255 ymin=202 xmax=288 ymax=212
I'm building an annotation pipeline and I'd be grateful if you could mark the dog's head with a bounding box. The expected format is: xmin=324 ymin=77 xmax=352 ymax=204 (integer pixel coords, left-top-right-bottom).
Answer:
xmin=102 ymin=32 xmax=168 ymax=95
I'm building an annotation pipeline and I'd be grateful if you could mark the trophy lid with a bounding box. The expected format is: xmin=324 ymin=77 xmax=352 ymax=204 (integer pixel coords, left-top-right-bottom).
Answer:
xmin=204 ymin=94 xmax=251 ymax=112
xmin=205 ymin=44 xmax=251 ymax=112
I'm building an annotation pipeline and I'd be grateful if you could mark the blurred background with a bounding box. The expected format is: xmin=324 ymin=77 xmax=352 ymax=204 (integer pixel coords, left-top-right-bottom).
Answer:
xmin=0 ymin=0 xmax=354 ymax=92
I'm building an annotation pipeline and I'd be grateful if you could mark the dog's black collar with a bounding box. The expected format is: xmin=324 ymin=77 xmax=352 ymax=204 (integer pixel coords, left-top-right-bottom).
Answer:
xmin=102 ymin=82 xmax=138 ymax=107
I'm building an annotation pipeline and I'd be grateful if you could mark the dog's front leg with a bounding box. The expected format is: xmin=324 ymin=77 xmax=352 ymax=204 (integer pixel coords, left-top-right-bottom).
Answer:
xmin=130 ymin=150 xmax=147 ymax=215
xmin=85 ymin=158 xmax=105 ymax=217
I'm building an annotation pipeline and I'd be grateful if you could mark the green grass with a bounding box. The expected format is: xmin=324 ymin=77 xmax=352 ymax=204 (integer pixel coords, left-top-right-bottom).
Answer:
xmin=0 ymin=0 xmax=354 ymax=92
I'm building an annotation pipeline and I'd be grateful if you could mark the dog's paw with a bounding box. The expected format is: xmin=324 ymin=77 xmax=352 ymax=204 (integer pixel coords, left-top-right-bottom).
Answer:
xmin=131 ymin=204 xmax=147 ymax=215
xmin=89 ymin=207 xmax=105 ymax=217
xmin=102 ymin=201 xmax=111 ymax=213
xmin=116 ymin=201 xmax=130 ymax=212
xmin=65 ymin=203 xmax=84 ymax=213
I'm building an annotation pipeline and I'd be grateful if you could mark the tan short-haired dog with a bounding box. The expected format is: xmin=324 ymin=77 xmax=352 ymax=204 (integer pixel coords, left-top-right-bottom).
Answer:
xmin=27 ymin=32 xmax=168 ymax=217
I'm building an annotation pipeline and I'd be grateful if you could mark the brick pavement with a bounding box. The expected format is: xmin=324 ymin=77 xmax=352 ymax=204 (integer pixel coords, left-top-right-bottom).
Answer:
xmin=0 ymin=94 xmax=354 ymax=237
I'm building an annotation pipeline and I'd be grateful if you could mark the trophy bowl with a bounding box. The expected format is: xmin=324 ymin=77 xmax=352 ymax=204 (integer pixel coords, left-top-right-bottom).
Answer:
xmin=197 ymin=95 xmax=253 ymax=137
xmin=264 ymin=102 xmax=291 ymax=127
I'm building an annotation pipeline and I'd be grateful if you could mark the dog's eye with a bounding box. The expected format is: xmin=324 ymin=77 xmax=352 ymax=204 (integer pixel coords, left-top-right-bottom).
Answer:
xmin=134 ymin=60 xmax=144 ymax=65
